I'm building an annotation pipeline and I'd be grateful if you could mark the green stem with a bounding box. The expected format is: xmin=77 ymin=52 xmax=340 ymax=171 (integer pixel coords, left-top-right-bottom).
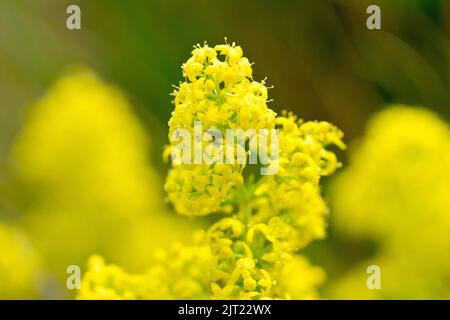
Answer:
xmin=236 ymin=183 xmax=252 ymax=228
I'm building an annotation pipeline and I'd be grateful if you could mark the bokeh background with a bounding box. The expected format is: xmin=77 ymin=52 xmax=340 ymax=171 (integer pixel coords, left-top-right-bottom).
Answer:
xmin=1 ymin=0 xmax=450 ymax=299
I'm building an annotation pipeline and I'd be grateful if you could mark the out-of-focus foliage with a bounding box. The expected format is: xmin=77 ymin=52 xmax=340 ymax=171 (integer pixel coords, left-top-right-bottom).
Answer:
xmin=79 ymin=42 xmax=344 ymax=300
xmin=0 ymin=223 xmax=41 ymax=299
xmin=328 ymin=106 xmax=450 ymax=299
xmin=2 ymin=0 xmax=450 ymax=156
xmin=9 ymin=69 xmax=198 ymax=295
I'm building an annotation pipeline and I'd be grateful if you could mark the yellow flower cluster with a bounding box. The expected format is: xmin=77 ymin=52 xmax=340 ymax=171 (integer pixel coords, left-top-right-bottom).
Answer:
xmin=12 ymin=69 xmax=198 ymax=287
xmin=79 ymin=242 xmax=215 ymax=299
xmin=0 ymin=223 xmax=40 ymax=299
xmin=273 ymin=255 xmax=326 ymax=299
xmin=174 ymin=43 xmax=274 ymax=131
xmin=202 ymin=115 xmax=343 ymax=299
xmin=165 ymin=42 xmax=276 ymax=216
xmin=255 ymin=114 xmax=345 ymax=250
xmin=329 ymin=106 xmax=450 ymax=299
xmin=79 ymin=241 xmax=325 ymax=300
xmin=80 ymin=42 xmax=344 ymax=300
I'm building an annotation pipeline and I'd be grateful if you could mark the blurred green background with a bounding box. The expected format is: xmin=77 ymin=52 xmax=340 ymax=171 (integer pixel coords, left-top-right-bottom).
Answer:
xmin=2 ymin=0 xmax=450 ymax=157
xmin=1 ymin=0 xmax=450 ymax=299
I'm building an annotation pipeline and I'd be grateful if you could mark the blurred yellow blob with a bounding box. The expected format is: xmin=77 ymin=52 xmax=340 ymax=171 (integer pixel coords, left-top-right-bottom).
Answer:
xmin=0 ymin=223 xmax=41 ymax=299
xmin=12 ymin=69 xmax=197 ymax=290
xmin=329 ymin=106 xmax=450 ymax=299
xmin=272 ymin=256 xmax=326 ymax=300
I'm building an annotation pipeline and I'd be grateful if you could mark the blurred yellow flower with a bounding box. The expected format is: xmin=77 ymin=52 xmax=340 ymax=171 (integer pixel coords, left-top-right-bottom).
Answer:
xmin=12 ymin=69 xmax=197 ymax=289
xmin=274 ymin=256 xmax=326 ymax=300
xmin=0 ymin=223 xmax=41 ymax=299
xmin=79 ymin=242 xmax=215 ymax=299
xmin=329 ymin=106 xmax=450 ymax=299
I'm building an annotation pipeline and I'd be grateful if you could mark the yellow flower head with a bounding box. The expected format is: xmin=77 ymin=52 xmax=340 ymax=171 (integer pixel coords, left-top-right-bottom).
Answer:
xmin=165 ymin=42 xmax=276 ymax=217
xmin=254 ymin=113 xmax=345 ymax=249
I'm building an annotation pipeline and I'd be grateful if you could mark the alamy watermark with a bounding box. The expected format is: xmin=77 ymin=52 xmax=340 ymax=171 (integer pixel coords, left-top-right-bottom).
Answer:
xmin=66 ymin=264 xmax=81 ymax=290
xmin=366 ymin=264 xmax=381 ymax=290
xmin=66 ymin=5 xmax=81 ymax=30
xmin=367 ymin=5 xmax=381 ymax=30
xmin=170 ymin=121 xmax=279 ymax=175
